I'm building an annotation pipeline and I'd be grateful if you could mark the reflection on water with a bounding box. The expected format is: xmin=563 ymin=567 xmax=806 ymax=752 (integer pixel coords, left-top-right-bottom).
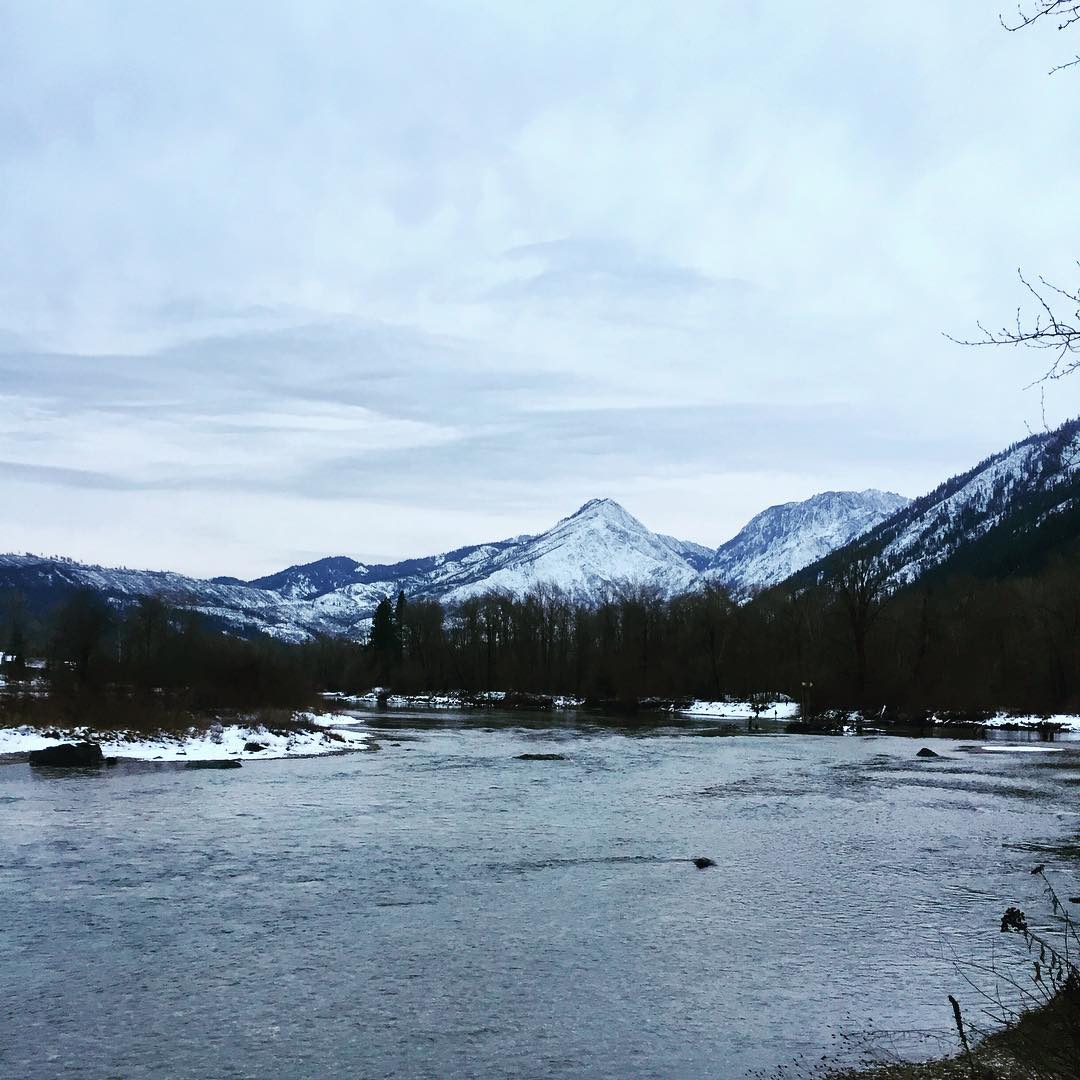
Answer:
xmin=1 ymin=713 xmax=1078 ymax=1080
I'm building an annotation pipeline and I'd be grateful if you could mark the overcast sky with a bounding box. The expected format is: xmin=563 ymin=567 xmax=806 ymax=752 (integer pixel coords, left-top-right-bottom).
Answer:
xmin=2 ymin=1 xmax=1078 ymax=577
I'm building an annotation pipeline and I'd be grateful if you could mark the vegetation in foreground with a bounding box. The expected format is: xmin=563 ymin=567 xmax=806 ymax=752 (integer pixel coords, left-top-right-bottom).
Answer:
xmin=763 ymin=870 xmax=1080 ymax=1080
xmin=825 ymin=996 xmax=1078 ymax=1080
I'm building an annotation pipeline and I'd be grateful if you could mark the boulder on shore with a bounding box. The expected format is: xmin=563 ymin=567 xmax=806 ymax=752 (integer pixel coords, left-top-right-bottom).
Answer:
xmin=243 ymin=741 xmax=268 ymax=753
xmin=916 ymin=747 xmax=940 ymax=758
xmin=28 ymin=742 xmax=104 ymax=767
xmin=184 ymin=759 xmax=243 ymax=770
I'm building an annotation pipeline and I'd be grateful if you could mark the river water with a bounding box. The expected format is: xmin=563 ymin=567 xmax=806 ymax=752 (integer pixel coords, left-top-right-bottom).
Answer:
xmin=2 ymin=713 xmax=1078 ymax=1080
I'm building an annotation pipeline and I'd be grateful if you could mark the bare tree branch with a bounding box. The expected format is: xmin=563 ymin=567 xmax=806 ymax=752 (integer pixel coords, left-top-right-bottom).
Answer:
xmin=1001 ymin=1 xmax=1080 ymax=33
xmin=1049 ymin=52 xmax=1080 ymax=71
xmin=947 ymin=266 xmax=1080 ymax=383
xmin=1001 ymin=1 xmax=1080 ymax=71
xmin=954 ymin=8 xmax=1080 ymax=380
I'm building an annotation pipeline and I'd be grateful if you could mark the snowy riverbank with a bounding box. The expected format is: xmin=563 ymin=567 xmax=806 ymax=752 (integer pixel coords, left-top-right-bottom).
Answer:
xmin=979 ymin=712 xmax=1080 ymax=733
xmin=0 ymin=711 xmax=376 ymax=762
xmin=323 ymin=690 xmax=586 ymax=709
xmin=325 ymin=690 xmax=801 ymax=717
xmin=674 ymin=699 xmax=800 ymax=721
xmin=323 ymin=689 xmax=1080 ymax=735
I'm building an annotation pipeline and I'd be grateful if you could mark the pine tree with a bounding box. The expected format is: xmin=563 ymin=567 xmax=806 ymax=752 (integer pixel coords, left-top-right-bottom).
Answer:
xmin=370 ymin=598 xmax=397 ymax=656
xmin=394 ymin=591 xmax=407 ymax=658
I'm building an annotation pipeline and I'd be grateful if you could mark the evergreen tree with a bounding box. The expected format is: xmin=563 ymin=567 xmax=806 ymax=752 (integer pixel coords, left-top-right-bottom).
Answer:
xmin=394 ymin=590 xmax=407 ymax=658
xmin=4 ymin=592 xmax=27 ymax=677
xmin=370 ymin=598 xmax=398 ymax=658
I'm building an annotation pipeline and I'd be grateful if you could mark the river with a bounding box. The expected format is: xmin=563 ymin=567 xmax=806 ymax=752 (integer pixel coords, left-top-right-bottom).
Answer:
xmin=2 ymin=713 xmax=1077 ymax=1079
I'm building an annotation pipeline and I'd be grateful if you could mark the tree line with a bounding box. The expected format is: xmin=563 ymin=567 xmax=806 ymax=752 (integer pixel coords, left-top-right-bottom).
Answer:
xmin=5 ymin=546 xmax=1080 ymax=717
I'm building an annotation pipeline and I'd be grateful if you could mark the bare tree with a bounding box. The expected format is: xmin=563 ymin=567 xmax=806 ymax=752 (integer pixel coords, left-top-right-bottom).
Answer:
xmin=951 ymin=6 xmax=1079 ymax=379
xmin=833 ymin=557 xmax=890 ymax=705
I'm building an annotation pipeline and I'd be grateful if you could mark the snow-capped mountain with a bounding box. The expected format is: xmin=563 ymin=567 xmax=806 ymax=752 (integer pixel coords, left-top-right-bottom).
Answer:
xmin=255 ymin=499 xmax=703 ymax=611
xmin=799 ymin=419 xmax=1080 ymax=589
xmin=430 ymin=498 xmax=703 ymax=603
xmin=0 ymin=491 xmax=911 ymax=641
xmin=0 ymin=553 xmax=355 ymax=643
xmin=707 ymin=490 xmax=910 ymax=598
xmin=7 ymin=419 xmax=1078 ymax=644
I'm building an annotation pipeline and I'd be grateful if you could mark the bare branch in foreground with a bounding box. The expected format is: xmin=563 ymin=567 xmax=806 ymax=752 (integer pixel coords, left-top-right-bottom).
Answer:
xmin=1001 ymin=1 xmax=1080 ymax=72
xmin=946 ymin=267 xmax=1080 ymax=383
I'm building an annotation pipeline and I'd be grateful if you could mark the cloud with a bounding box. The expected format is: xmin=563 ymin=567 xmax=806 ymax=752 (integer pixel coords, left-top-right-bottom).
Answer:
xmin=0 ymin=460 xmax=141 ymax=491
xmin=0 ymin=0 xmax=1076 ymax=573
xmin=489 ymin=236 xmax=729 ymax=304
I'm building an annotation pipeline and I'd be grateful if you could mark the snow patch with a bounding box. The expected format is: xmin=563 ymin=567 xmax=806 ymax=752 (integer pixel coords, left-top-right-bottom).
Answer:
xmin=0 ymin=713 xmax=375 ymax=761
xmin=676 ymin=699 xmax=800 ymax=721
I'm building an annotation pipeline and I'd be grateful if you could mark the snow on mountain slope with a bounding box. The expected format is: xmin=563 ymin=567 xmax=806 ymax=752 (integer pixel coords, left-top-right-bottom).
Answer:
xmin=434 ymin=498 xmax=702 ymax=603
xmin=707 ymin=490 xmax=910 ymax=597
xmin=0 ymin=488 xmax=920 ymax=643
xmin=657 ymin=534 xmax=715 ymax=571
xmin=813 ymin=419 xmax=1080 ymax=587
xmin=0 ymin=500 xmax=703 ymax=642
xmin=252 ymin=539 xmax=526 ymax=603
xmin=0 ymin=553 xmax=370 ymax=642
xmin=251 ymin=556 xmax=370 ymax=600
xmin=246 ymin=500 xmax=705 ymax=611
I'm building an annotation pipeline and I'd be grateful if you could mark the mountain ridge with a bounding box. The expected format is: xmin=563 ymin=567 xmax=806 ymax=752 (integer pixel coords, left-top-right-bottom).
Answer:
xmin=0 ymin=489 xmax=912 ymax=641
xmin=789 ymin=418 xmax=1080 ymax=591
xmin=706 ymin=488 xmax=909 ymax=599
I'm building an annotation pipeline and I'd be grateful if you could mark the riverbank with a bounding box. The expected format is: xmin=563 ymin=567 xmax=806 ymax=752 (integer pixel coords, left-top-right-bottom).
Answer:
xmin=829 ymin=990 xmax=1078 ymax=1079
xmin=0 ymin=710 xmax=376 ymax=762
xmin=323 ymin=689 xmax=1080 ymax=735
xmin=5 ymin=689 xmax=1079 ymax=766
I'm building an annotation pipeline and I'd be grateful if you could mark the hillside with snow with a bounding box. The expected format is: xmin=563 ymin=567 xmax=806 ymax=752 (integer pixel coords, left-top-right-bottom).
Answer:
xmin=0 ymin=553 xmax=364 ymax=643
xmin=707 ymin=490 xmax=909 ymax=598
xmin=258 ymin=499 xmax=705 ymax=610
xmin=796 ymin=419 xmax=1080 ymax=589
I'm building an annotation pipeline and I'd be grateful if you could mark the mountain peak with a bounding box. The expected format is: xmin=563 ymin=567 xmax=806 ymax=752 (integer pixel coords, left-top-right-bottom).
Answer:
xmin=565 ymin=498 xmax=644 ymax=530
xmin=572 ymin=496 xmax=624 ymax=514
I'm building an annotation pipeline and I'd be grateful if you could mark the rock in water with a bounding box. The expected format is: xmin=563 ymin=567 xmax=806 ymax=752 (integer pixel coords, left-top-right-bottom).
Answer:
xmin=692 ymin=857 xmax=717 ymax=869
xmin=184 ymin=759 xmax=243 ymax=770
xmin=514 ymin=753 xmax=567 ymax=761
xmin=28 ymin=742 xmax=104 ymax=767
xmin=916 ymin=747 xmax=940 ymax=758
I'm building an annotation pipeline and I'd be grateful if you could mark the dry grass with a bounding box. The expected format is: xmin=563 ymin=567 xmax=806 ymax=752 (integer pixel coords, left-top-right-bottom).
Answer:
xmin=0 ymin=689 xmax=319 ymax=739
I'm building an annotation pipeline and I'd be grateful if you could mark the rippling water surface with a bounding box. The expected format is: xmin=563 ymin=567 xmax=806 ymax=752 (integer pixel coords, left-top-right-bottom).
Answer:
xmin=2 ymin=714 xmax=1078 ymax=1079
